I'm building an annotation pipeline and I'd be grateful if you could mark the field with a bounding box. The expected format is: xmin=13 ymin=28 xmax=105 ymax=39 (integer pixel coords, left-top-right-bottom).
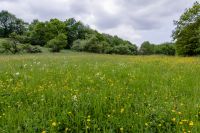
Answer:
xmin=0 ymin=52 xmax=200 ymax=133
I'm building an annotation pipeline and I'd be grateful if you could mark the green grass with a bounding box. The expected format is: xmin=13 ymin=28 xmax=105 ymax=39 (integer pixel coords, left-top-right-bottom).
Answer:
xmin=0 ymin=52 xmax=200 ymax=133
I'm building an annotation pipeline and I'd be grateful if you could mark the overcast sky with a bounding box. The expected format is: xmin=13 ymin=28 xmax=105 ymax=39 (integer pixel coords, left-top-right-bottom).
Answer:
xmin=0 ymin=0 xmax=197 ymax=45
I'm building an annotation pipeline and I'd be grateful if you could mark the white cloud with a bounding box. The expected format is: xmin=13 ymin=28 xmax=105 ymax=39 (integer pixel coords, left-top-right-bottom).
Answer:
xmin=0 ymin=0 xmax=197 ymax=45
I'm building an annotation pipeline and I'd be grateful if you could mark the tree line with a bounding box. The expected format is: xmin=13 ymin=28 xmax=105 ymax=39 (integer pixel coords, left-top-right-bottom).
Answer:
xmin=0 ymin=1 xmax=199 ymax=56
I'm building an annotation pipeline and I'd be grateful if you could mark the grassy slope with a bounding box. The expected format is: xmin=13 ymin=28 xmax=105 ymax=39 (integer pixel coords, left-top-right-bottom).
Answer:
xmin=0 ymin=53 xmax=200 ymax=132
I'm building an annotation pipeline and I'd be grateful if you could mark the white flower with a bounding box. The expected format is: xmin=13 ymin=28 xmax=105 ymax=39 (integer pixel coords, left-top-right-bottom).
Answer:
xmin=72 ymin=95 xmax=78 ymax=102
xmin=15 ymin=72 xmax=20 ymax=76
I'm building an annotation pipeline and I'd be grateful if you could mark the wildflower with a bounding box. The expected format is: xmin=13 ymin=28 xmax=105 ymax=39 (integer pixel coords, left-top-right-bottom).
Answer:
xmin=65 ymin=128 xmax=69 ymax=131
xmin=120 ymin=127 xmax=123 ymax=132
xmin=178 ymin=112 xmax=182 ymax=115
xmin=68 ymin=112 xmax=72 ymax=115
xmin=120 ymin=108 xmax=124 ymax=113
xmin=171 ymin=118 xmax=176 ymax=122
xmin=41 ymin=131 xmax=46 ymax=133
xmin=172 ymin=110 xmax=176 ymax=113
xmin=181 ymin=119 xmax=188 ymax=123
xmin=179 ymin=121 xmax=183 ymax=125
xmin=189 ymin=121 xmax=194 ymax=126
xmin=52 ymin=122 xmax=57 ymax=127
xmin=15 ymin=72 xmax=20 ymax=76
xmin=72 ymin=95 xmax=78 ymax=101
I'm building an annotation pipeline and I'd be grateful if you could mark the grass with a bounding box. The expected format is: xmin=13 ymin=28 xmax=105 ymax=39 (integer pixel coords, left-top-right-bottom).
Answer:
xmin=0 ymin=52 xmax=200 ymax=133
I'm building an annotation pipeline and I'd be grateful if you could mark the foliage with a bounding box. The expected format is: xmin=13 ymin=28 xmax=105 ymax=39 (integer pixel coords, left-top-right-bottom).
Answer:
xmin=21 ymin=44 xmax=42 ymax=53
xmin=139 ymin=41 xmax=175 ymax=56
xmin=65 ymin=18 xmax=87 ymax=49
xmin=72 ymin=34 xmax=138 ymax=55
xmin=71 ymin=39 xmax=87 ymax=51
xmin=46 ymin=33 xmax=67 ymax=52
xmin=139 ymin=41 xmax=155 ymax=55
xmin=29 ymin=21 xmax=47 ymax=46
xmin=0 ymin=10 xmax=27 ymax=37
xmin=154 ymin=43 xmax=176 ymax=56
xmin=173 ymin=2 xmax=200 ymax=56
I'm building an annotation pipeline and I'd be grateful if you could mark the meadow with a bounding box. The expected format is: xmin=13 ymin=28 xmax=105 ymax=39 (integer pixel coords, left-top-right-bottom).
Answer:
xmin=0 ymin=52 xmax=200 ymax=133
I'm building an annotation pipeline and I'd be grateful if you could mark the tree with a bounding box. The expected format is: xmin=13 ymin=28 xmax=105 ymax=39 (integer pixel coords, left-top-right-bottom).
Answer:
xmin=154 ymin=43 xmax=175 ymax=55
xmin=46 ymin=33 xmax=67 ymax=52
xmin=29 ymin=21 xmax=47 ymax=46
xmin=65 ymin=18 xmax=86 ymax=48
xmin=139 ymin=41 xmax=155 ymax=55
xmin=0 ymin=10 xmax=27 ymax=37
xmin=45 ymin=19 xmax=66 ymax=41
xmin=0 ymin=32 xmax=21 ymax=54
xmin=172 ymin=2 xmax=200 ymax=56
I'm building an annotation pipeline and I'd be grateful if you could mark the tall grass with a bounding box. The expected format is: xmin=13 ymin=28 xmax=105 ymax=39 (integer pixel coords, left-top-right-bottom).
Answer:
xmin=0 ymin=53 xmax=200 ymax=132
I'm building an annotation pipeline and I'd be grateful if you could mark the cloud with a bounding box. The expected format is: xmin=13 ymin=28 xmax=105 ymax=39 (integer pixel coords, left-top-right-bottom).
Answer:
xmin=0 ymin=0 xmax=197 ymax=45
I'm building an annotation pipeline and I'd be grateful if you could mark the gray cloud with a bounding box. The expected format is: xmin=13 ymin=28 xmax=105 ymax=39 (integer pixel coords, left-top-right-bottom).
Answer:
xmin=0 ymin=0 xmax=197 ymax=45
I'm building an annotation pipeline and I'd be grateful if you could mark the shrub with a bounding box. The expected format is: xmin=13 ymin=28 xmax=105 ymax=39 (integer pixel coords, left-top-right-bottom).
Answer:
xmin=21 ymin=44 xmax=42 ymax=53
xmin=153 ymin=43 xmax=175 ymax=56
xmin=112 ymin=45 xmax=132 ymax=55
xmin=84 ymin=35 xmax=103 ymax=53
xmin=71 ymin=39 xmax=86 ymax=51
xmin=0 ymin=39 xmax=20 ymax=54
xmin=46 ymin=33 xmax=67 ymax=52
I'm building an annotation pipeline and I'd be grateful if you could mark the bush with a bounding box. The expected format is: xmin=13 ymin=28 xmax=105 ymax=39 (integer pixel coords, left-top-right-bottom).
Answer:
xmin=21 ymin=44 xmax=42 ymax=53
xmin=46 ymin=33 xmax=67 ymax=52
xmin=71 ymin=39 xmax=86 ymax=51
xmin=84 ymin=35 xmax=103 ymax=53
xmin=112 ymin=45 xmax=132 ymax=55
xmin=154 ymin=43 xmax=175 ymax=56
xmin=72 ymin=36 xmax=104 ymax=53
xmin=0 ymin=39 xmax=20 ymax=54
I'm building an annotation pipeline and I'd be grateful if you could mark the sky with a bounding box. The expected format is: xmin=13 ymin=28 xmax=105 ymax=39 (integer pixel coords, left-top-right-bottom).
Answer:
xmin=0 ymin=0 xmax=197 ymax=45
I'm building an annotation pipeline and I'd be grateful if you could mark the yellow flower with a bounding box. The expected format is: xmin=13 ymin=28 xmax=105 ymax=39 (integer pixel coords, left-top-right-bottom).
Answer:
xmin=189 ymin=121 xmax=194 ymax=126
xmin=172 ymin=110 xmax=176 ymax=113
xmin=179 ymin=121 xmax=183 ymax=125
xmin=120 ymin=108 xmax=124 ymax=113
xmin=178 ymin=112 xmax=182 ymax=115
xmin=120 ymin=127 xmax=123 ymax=132
xmin=41 ymin=131 xmax=46 ymax=133
xmin=171 ymin=118 xmax=176 ymax=122
xmin=181 ymin=119 xmax=188 ymax=123
xmin=52 ymin=122 xmax=57 ymax=127
xmin=68 ymin=112 xmax=72 ymax=115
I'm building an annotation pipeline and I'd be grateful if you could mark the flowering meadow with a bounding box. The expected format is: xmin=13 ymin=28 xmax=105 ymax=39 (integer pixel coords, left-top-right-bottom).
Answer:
xmin=0 ymin=53 xmax=200 ymax=133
